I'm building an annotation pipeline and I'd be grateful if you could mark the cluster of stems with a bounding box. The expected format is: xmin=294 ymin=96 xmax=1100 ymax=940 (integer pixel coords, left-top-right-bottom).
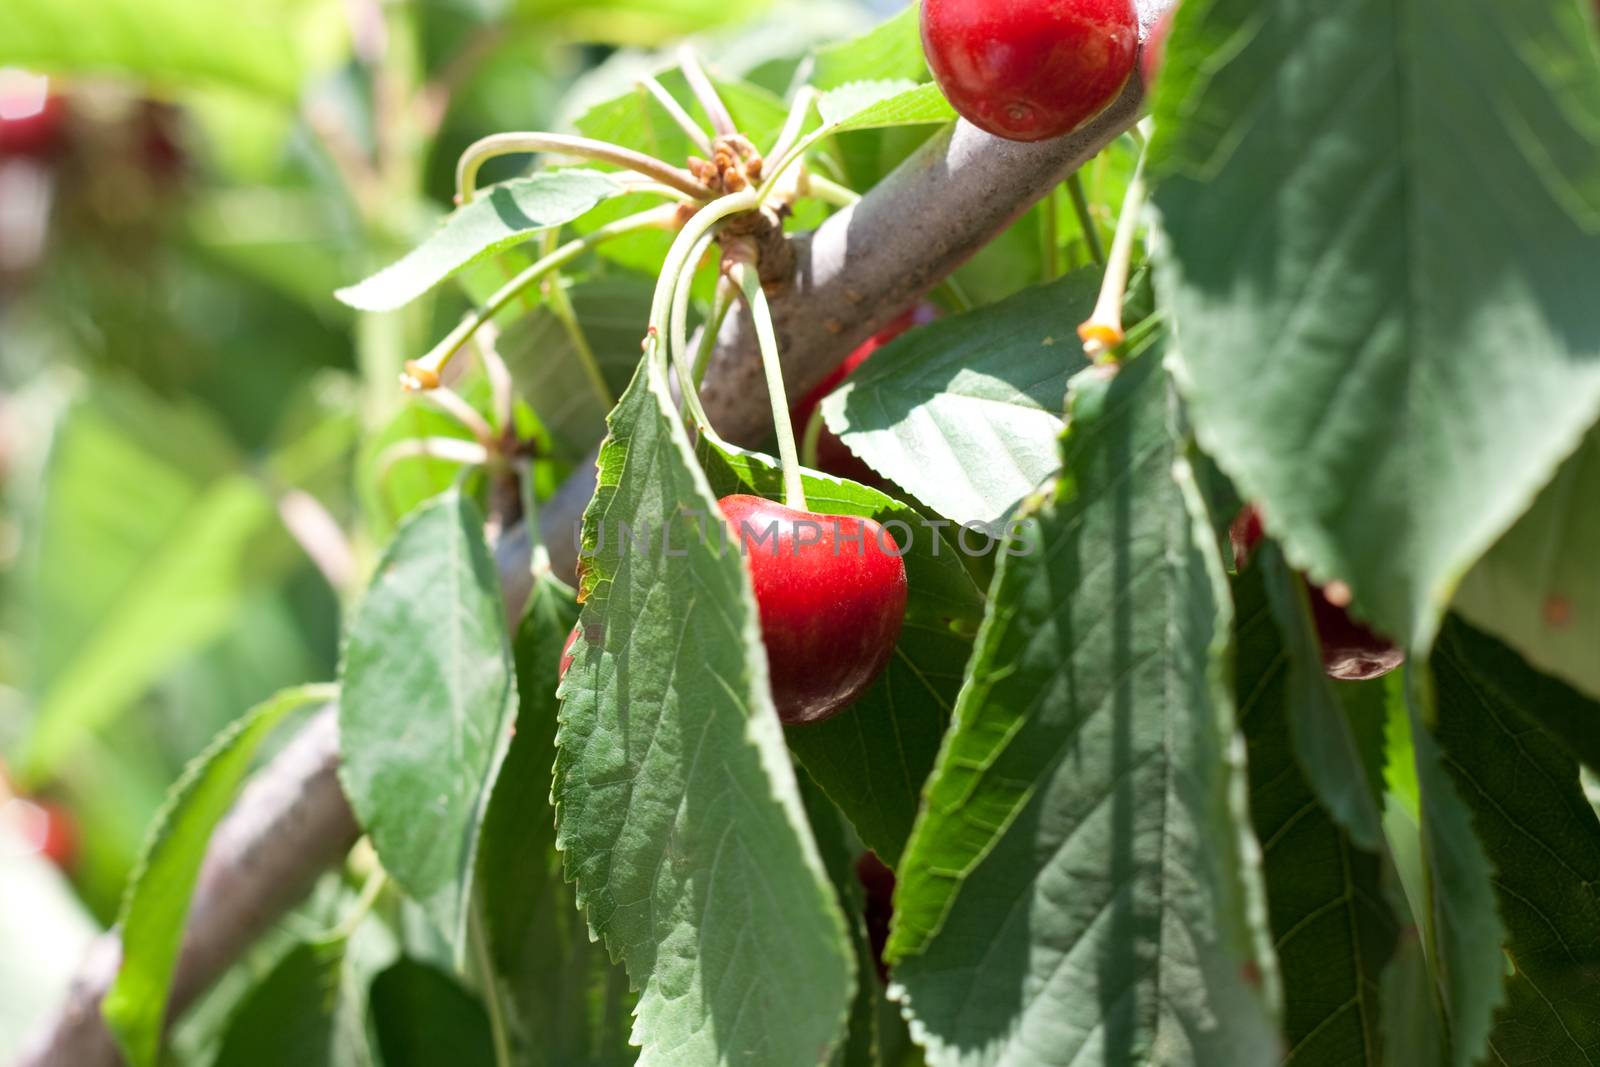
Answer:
xmin=405 ymin=50 xmax=829 ymax=516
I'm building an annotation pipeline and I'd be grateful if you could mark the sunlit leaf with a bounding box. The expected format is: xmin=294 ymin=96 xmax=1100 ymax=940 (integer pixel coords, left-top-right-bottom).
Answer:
xmin=823 ymin=272 xmax=1097 ymax=531
xmin=890 ymin=342 xmax=1281 ymax=1066
xmin=1152 ymin=0 xmax=1600 ymax=649
xmin=338 ymin=492 xmax=517 ymax=951
xmin=555 ymin=354 xmax=853 ymax=1065
xmin=336 ymin=171 xmax=625 ymax=312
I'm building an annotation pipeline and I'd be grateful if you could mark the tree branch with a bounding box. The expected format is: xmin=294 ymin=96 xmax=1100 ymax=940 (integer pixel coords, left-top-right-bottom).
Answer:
xmin=15 ymin=9 xmax=1167 ymax=1054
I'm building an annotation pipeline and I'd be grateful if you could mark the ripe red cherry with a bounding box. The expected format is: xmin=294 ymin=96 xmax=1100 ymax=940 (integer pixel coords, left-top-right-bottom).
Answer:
xmin=1231 ymin=505 xmax=1404 ymax=682
xmin=718 ymin=495 xmax=907 ymax=725
xmin=854 ymin=852 xmax=896 ymax=982
xmin=791 ymin=304 xmax=936 ymax=486
xmin=1 ymin=776 xmax=77 ymax=870
xmin=35 ymin=800 xmax=77 ymax=869
xmin=921 ymin=0 xmax=1139 ymax=142
xmin=0 ymin=72 xmax=66 ymax=159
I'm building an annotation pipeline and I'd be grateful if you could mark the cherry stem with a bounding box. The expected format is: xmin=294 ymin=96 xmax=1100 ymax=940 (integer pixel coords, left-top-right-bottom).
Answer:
xmin=692 ymin=275 xmax=739 ymax=384
xmin=759 ymin=89 xmax=821 ymax=206
xmin=670 ymin=228 xmax=720 ymax=431
xmin=767 ymin=87 xmax=817 ymax=167
xmin=646 ymin=190 xmax=760 ymax=353
xmin=467 ymin=903 xmax=514 ymax=1067
xmin=543 ymin=271 xmax=613 ymax=410
xmin=642 ymin=190 xmax=761 ymax=449
xmin=1078 ymin=124 xmax=1151 ymax=361
xmin=374 ymin=437 xmax=491 ymax=520
xmin=800 ymin=403 xmax=825 ymax=469
xmin=802 ymin=172 xmax=859 ymax=207
xmin=453 ymin=131 xmax=709 ymax=204
xmin=1067 ymin=172 xmax=1105 ymax=265
xmin=405 ymin=205 xmax=676 ymax=391
xmin=730 ymin=258 xmax=806 ymax=512
xmin=421 ymin=385 xmax=496 ymax=447
xmin=677 ymin=48 xmax=736 ymax=138
xmin=472 ymin=327 xmax=515 ymax=434
xmin=640 ymin=75 xmax=714 ymax=156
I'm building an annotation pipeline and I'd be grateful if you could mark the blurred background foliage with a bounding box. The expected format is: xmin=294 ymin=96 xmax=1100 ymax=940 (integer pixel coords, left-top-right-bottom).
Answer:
xmin=0 ymin=0 xmax=1136 ymax=1057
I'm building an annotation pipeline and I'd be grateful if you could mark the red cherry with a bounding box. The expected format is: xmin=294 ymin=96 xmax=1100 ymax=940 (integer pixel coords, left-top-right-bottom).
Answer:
xmin=1230 ymin=505 xmax=1403 ymax=682
xmin=921 ymin=0 xmax=1139 ymax=142
xmin=717 ymin=495 xmax=908 ymax=725
xmin=791 ymin=305 xmax=936 ymax=486
xmin=3 ymin=794 xmax=77 ymax=870
xmin=853 ymin=852 xmax=896 ymax=983
xmin=36 ymin=800 xmax=77 ymax=869
xmin=0 ymin=94 xmax=66 ymax=159
xmin=1307 ymin=588 xmax=1406 ymax=682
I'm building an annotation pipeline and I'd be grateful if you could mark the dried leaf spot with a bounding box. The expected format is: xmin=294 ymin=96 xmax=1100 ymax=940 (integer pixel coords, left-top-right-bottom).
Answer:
xmin=1543 ymin=595 xmax=1574 ymax=629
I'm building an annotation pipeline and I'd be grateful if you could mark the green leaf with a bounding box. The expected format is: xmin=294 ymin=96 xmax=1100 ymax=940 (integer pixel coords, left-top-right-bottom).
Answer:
xmin=809 ymin=6 xmax=927 ymax=91
xmin=1454 ymin=425 xmax=1600 ymax=703
xmin=102 ymin=685 xmax=334 ymax=1067
xmin=554 ymin=357 xmax=853 ymax=1065
xmin=20 ymin=391 xmax=281 ymax=782
xmin=514 ymin=0 xmax=765 ymax=48
xmin=1433 ymin=618 xmax=1600 ymax=1065
xmin=1235 ymin=565 xmax=1399 ymax=1063
xmin=0 ymin=0 xmax=341 ymax=101
xmin=475 ymin=575 xmax=635 ymax=1064
xmin=1151 ymin=0 xmax=1600 ymax=649
xmin=477 ymin=577 xmax=580 ymax=979
xmin=1379 ymin=931 xmax=1448 ymax=1067
xmin=470 ymin=575 xmax=633 ymax=1067
xmin=697 ymin=442 xmax=984 ymax=864
xmin=573 ymin=72 xmax=790 ymax=165
xmin=1405 ymin=673 xmax=1507 ymax=1067
xmin=211 ymin=940 xmax=372 ymax=1067
xmin=338 ymin=491 xmax=517 ymax=951
xmin=889 ymin=345 xmax=1281 ymax=1066
xmin=822 ymin=273 xmax=1096 ymax=531
xmin=369 ymin=959 xmax=495 ymax=1067
xmin=1254 ymin=548 xmax=1388 ymax=851
xmin=796 ymin=774 xmax=881 ymax=1067
xmin=335 ymin=171 xmax=626 ymax=312
xmin=818 ymin=80 xmax=955 ymax=132
xmin=498 ymin=276 xmax=654 ymax=462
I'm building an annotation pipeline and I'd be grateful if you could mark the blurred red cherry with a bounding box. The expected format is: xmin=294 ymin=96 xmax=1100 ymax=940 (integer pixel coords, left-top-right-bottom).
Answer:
xmin=0 ymin=72 xmax=66 ymax=159
xmin=1230 ymin=504 xmax=1404 ymax=682
xmin=791 ymin=304 xmax=936 ymax=486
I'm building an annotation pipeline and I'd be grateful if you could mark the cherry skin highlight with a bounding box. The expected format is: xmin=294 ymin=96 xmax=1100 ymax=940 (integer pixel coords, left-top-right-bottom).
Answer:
xmin=791 ymin=304 xmax=936 ymax=486
xmin=921 ymin=0 xmax=1139 ymax=142
xmin=718 ymin=495 xmax=908 ymax=725
xmin=1231 ymin=505 xmax=1404 ymax=682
